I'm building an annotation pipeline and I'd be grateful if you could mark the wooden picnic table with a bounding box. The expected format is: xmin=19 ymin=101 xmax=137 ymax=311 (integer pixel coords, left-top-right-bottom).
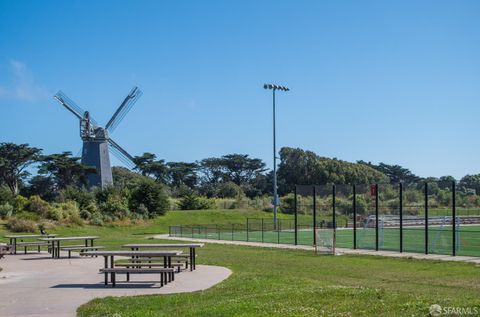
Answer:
xmin=38 ymin=236 xmax=99 ymax=258
xmin=122 ymin=243 xmax=204 ymax=271
xmin=80 ymin=250 xmax=182 ymax=285
xmin=4 ymin=234 xmax=57 ymax=255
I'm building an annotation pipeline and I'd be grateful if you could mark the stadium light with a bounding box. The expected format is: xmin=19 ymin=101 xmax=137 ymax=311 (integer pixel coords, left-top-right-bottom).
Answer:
xmin=263 ymin=83 xmax=289 ymax=229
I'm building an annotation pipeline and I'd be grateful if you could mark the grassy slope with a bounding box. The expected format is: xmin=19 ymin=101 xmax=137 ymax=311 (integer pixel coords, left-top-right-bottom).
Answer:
xmin=1 ymin=209 xmax=479 ymax=316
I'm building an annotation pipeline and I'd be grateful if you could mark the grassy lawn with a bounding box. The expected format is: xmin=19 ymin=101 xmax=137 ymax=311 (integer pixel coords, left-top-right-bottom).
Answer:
xmin=1 ymin=209 xmax=479 ymax=316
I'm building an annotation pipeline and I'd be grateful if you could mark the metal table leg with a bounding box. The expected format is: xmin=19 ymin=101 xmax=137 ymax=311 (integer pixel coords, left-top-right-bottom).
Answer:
xmin=110 ymin=256 xmax=114 ymax=284
xmin=104 ymin=256 xmax=108 ymax=285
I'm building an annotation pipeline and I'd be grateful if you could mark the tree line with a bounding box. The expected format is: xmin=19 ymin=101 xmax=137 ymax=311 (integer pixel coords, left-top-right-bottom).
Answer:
xmin=1 ymin=142 xmax=480 ymax=200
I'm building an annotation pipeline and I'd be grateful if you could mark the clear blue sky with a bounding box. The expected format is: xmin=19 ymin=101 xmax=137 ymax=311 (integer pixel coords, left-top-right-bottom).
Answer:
xmin=0 ymin=0 xmax=479 ymax=179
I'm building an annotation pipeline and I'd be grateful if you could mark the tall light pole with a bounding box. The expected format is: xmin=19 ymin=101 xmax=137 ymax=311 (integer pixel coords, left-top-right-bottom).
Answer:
xmin=263 ymin=83 xmax=289 ymax=229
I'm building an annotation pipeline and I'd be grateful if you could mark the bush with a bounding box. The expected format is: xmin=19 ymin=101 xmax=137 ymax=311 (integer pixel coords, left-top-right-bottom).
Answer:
xmin=98 ymin=195 xmax=130 ymax=220
xmin=90 ymin=212 xmax=104 ymax=226
xmin=216 ymin=182 xmax=244 ymax=198
xmin=136 ymin=204 xmax=149 ymax=219
xmin=6 ymin=217 xmax=37 ymax=233
xmin=80 ymin=209 xmax=92 ymax=220
xmin=0 ymin=185 xmax=13 ymax=205
xmin=58 ymin=186 xmax=96 ymax=209
xmin=14 ymin=195 xmax=28 ymax=212
xmin=280 ymin=194 xmax=295 ymax=214
xmin=179 ymin=194 xmax=215 ymax=210
xmin=0 ymin=202 xmax=13 ymax=218
xmin=47 ymin=207 xmax=63 ymax=221
xmin=15 ymin=211 xmax=40 ymax=221
xmin=129 ymin=180 xmax=169 ymax=218
xmin=46 ymin=201 xmax=80 ymax=221
xmin=95 ymin=186 xmax=130 ymax=220
xmin=27 ymin=195 xmax=51 ymax=217
xmin=64 ymin=212 xmax=83 ymax=226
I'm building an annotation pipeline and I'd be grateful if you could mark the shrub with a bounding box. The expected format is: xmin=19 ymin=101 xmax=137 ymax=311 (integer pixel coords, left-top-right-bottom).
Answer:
xmin=280 ymin=194 xmax=295 ymax=214
xmin=15 ymin=211 xmax=40 ymax=221
xmin=216 ymin=182 xmax=244 ymax=198
xmin=179 ymin=194 xmax=215 ymax=210
xmin=64 ymin=212 xmax=84 ymax=226
xmin=136 ymin=204 xmax=149 ymax=219
xmin=0 ymin=185 xmax=13 ymax=205
xmin=47 ymin=207 xmax=63 ymax=221
xmin=129 ymin=180 xmax=169 ymax=218
xmin=0 ymin=202 xmax=13 ymax=218
xmin=90 ymin=212 xmax=104 ymax=226
xmin=98 ymin=195 xmax=130 ymax=220
xmin=6 ymin=217 xmax=37 ymax=233
xmin=80 ymin=209 xmax=92 ymax=220
xmin=58 ymin=186 xmax=96 ymax=209
xmin=14 ymin=195 xmax=28 ymax=212
xmin=27 ymin=195 xmax=51 ymax=217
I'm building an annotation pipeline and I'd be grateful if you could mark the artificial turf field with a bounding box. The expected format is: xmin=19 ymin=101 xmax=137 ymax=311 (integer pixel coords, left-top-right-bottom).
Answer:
xmin=182 ymin=225 xmax=480 ymax=257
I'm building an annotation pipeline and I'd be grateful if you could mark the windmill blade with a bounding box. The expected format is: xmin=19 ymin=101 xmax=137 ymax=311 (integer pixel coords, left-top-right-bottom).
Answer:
xmin=105 ymin=87 xmax=142 ymax=133
xmin=108 ymin=138 xmax=135 ymax=169
xmin=53 ymin=91 xmax=99 ymax=126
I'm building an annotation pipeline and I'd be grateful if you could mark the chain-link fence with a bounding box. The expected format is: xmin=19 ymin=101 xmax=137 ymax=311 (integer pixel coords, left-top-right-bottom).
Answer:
xmin=170 ymin=182 xmax=480 ymax=257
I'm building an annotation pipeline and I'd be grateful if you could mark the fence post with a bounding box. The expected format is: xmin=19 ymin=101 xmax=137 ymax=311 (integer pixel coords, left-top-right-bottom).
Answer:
xmin=278 ymin=219 xmax=280 ymax=244
xmin=180 ymin=225 xmax=183 ymax=237
xmin=332 ymin=185 xmax=336 ymax=229
xmin=262 ymin=218 xmax=264 ymax=243
xmin=294 ymin=186 xmax=298 ymax=245
xmin=169 ymin=226 xmax=171 ymax=237
xmin=375 ymin=184 xmax=379 ymax=251
xmin=353 ymin=184 xmax=357 ymax=249
xmin=399 ymin=183 xmax=403 ymax=253
xmin=232 ymin=224 xmax=234 ymax=240
xmin=313 ymin=186 xmax=317 ymax=246
xmin=425 ymin=182 xmax=429 ymax=254
xmin=247 ymin=218 xmax=249 ymax=242
xmin=452 ymin=181 xmax=456 ymax=256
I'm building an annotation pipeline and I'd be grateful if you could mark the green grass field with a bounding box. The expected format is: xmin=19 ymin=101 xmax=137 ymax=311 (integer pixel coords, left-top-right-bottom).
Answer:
xmin=1 ymin=209 xmax=480 ymax=316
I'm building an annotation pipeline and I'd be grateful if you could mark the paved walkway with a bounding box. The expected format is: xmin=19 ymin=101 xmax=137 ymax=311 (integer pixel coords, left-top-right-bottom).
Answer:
xmin=0 ymin=253 xmax=231 ymax=317
xmin=154 ymin=234 xmax=480 ymax=265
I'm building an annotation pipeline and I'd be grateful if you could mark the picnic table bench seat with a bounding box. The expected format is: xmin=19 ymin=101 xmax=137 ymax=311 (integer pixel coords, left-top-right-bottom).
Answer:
xmin=116 ymin=262 xmax=185 ymax=272
xmin=16 ymin=242 xmax=50 ymax=254
xmin=99 ymin=267 xmax=175 ymax=287
xmin=60 ymin=246 xmax=105 ymax=258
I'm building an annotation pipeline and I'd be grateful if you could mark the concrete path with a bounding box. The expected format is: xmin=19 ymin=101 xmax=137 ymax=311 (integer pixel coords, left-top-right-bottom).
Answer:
xmin=154 ymin=234 xmax=480 ymax=265
xmin=0 ymin=253 xmax=231 ymax=317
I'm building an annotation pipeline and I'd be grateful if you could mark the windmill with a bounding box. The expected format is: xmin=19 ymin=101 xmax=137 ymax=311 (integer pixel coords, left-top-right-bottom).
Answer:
xmin=53 ymin=87 xmax=142 ymax=188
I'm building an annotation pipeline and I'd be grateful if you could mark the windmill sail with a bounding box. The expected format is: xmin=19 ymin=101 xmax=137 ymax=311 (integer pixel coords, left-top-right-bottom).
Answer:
xmin=105 ymin=87 xmax=142 ymax=133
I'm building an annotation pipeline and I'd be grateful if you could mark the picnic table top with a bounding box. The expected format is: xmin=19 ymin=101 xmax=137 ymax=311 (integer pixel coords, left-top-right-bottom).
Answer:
xmin=79 ymin=250 xmax=182 ymax=257
xmin=5 ymin=234 xmax=57 ymax=239
xmin=38 ymin=236 xmax=99 ymax=241
xmin=123 ymin=243 xmax=204 ymax=248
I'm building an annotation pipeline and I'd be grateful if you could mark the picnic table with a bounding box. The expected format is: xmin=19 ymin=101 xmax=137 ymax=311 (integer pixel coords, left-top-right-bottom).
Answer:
xmin=80 ymin=250 xmax=182 ymax=285
xmin=4 ymin=234 xmax=57 ymax=255
xmin=122 ymin=243 xmax=204 ymax=271
xmin=38 ymin=236 xmax=99 ymax=258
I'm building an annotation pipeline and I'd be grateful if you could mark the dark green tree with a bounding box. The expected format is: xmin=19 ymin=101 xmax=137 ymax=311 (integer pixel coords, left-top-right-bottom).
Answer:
xmin=0 ymin=143 xmax=42 ymax=195
xmin=129 ymin=179 xmax=169 ymax=217
xmin=459 ymin=174 xmax=480 ymax=195
xmin=133 ymin=153 xmax=169 ymax=183
xmin=167 ymin=162 xmax=198 ymax=189
xmin=438 ymin=176 xmax=456 ymax=189
xmin=38 ymin=152 xmax=96 ymax=190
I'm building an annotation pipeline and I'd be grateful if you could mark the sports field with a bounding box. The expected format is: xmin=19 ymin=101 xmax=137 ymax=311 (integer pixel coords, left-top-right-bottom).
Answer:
xmin=176 ymin=225 xmax=480 ymax=257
